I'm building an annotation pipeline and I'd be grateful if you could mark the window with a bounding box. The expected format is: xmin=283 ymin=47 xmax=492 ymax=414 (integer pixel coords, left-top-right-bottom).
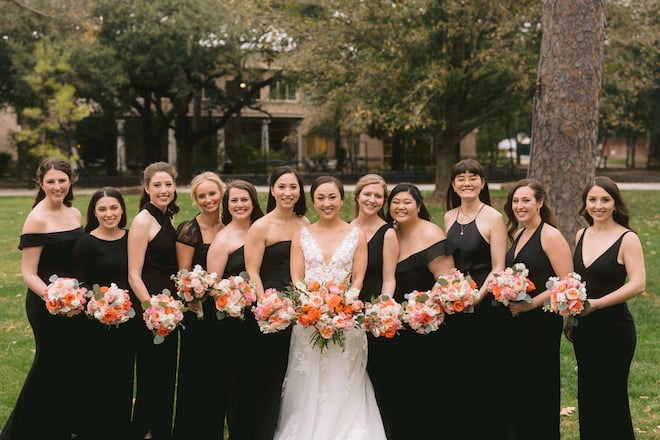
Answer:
xmin=269 ymin=80 xmax=297 ymax=101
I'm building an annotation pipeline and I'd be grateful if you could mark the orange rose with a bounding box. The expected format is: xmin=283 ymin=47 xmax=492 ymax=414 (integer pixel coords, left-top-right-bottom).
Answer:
xmin=453 ymin=300 xmax=465 ymax=313
xmin=156 ymin=327 xmax=170 ymax=336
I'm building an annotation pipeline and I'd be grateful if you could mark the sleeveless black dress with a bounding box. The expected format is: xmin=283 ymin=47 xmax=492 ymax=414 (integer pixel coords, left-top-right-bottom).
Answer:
xmin=505 ymin=223 xmax=563 ymax=440
xmin=384 ymin=240 xmax=452 ymax=440
xmin=445 ymin=219 xmax=508 ymax=440
xmin=1 ymin=228 xmax=84 ymax=440
xmin=72 ymin=232 xmax=136 ymax=440
xmin=250 ymin=241 xmax=293 ymax=440
xmin=573 ymin=231 xmax=636 ymax=440
xmin=173 ymin=217 xmax=228 ymax=440
xmin=131 ymin=203 xmax=178 ymax=440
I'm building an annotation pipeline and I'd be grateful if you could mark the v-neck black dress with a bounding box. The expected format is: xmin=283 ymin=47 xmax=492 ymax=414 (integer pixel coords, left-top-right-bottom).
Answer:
xmin=1 ymin=228 xmax=84 ymax=440
xmin=131 ymin=203 xmax=179 ymax=440
xmin=572 ymin=231 xmax=636 ymax=440
xmin=505 ymin=222 xmax=563 ymax=440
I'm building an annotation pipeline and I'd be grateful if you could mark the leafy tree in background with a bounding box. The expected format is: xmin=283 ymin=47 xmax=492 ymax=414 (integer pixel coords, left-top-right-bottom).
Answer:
xmin=14 ymin=38 xmax=89 ymax=163
xmin=278 ymin=0 xmax=541 ymax=193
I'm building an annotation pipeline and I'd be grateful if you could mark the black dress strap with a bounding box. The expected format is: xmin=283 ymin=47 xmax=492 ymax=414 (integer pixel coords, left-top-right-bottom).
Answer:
xmin=143 ymin=202 xmax=170 ymax=225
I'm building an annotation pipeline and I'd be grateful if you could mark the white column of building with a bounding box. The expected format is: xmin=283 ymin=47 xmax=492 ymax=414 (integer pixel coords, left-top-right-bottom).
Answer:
xmin=116 ymin=119 xmax=127 ymax=173
xmin=296 ymin=121 xmax=303 ymax=169
xmin=168 ymin=127 xmax=177 ymax=167
xmin=217 ymin=127 xmax=226 ymax=170
xmin=261 ymin=119 xmax=270 ymax=163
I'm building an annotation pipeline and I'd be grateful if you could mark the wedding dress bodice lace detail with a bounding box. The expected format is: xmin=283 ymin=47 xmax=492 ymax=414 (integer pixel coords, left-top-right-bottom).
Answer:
xmin=274 ymin=226 xmax=386 ymax=440
xmin=300 ymin=226 xmax=357 ymax=284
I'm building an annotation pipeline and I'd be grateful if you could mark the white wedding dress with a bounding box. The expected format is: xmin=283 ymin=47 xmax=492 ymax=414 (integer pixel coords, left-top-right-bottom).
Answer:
xmin=274 ymin=226 xmax=386 ymax=440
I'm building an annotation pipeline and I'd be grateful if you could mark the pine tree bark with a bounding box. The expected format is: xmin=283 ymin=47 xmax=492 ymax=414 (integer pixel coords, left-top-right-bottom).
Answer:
xmin=528 ymin=0 xmax=605 ymax=249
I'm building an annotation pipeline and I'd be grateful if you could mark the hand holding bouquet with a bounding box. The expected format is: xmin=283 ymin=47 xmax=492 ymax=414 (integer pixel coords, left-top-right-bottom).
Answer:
xmin=432 ymin=269 xmax=480 ymax=314
xmin=363 ymin=294 xmax=403 ymax=338
xmin=86 ymin=283 xmax=135 ymax=326
xmin=487 ymin=263 xmax=535 ymax=307
xmin=543 ymin=272 xmax=589 ymax=322
xmin=142 ymin=290 xmax=185 ymax=344
xmin=401 ymin=290 xmax=445 ymax=334
xmin=43 ymin=274 xmax=87 ymax=317
xmin=290 ymin=279 xmax=364 ymax=352
xmin=252 ymin=288 xmax=297 ymax=334
xmin=171 ymin=264 xmax=218 ymax=318
xmin=211 ymin=272 xmax=257 ymax=320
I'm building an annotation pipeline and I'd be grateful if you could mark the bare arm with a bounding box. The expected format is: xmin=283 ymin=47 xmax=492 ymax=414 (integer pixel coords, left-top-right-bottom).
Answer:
xmin=207 ymin=232 xmax=230 ymax=277
xmin=380 ymin=229 xmax=399 ymax=297
xmin=127 ymin=212 xmax=152 ymax=303
xmin=289 ymin=229 xmax=305 ymax=286
xmin=21 ymin=246 xmax=47 ymax=297
xmin=244 ymin=221 xmax=267 ymax=297
xmin=350 ymin=230 xmax=368 ymax=291
xmin=477 ymin=211 xmax=508 ymax=303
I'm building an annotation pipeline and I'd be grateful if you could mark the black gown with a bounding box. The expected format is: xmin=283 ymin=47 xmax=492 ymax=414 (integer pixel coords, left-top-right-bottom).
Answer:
xmin=72 ymin=231 xmax=136 ymax=440
xmin=573 ymin=231 xmax=636 ymax=440
xmin=131 ymin=203 xmax=179 ymax=440
xmin=173 ymin=217 xmax=227 ymax=440
xmin=382 ymin=240 xmax=452 ymax=440
xmin=445 ymin=218 xmax=508 ymax=440
xmin=1 ymin=227 xmax=84 ymax=440
xmin=250 ymin=241 xmax=293 ymax=440
xmin=505 ymin=222 xmax=563 ymax=440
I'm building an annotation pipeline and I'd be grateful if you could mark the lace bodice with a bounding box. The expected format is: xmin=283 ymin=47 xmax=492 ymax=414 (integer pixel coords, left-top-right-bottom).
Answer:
xmin=300 ymin=226 xmax=358 ymax=284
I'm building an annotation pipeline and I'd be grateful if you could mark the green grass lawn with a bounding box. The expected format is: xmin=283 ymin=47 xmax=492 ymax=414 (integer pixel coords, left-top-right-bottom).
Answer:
xmin=0 ymin=189 xmax=658 ymax=438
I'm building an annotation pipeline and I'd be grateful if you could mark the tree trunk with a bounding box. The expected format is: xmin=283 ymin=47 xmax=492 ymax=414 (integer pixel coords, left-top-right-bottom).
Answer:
xmin=528 ymin=0 xmax=605 ymax=249
xmin=432 ymin=128 xmax=460 ymax=200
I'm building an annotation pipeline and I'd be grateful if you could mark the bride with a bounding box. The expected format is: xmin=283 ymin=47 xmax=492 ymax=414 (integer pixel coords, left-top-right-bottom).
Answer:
xmin=274 ymin=176 xmax=387 ymax=440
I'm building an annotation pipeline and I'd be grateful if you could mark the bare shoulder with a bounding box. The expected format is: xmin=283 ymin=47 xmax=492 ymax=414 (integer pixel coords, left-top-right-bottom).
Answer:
xmin=22 ymin=208 xmax=47 ymax=234
xmin=423 ymin=219 xmax=446 ymax=241
xmin=621 ymin=230 xmax=642 ymax=249
xmin=481 ymin=205 xmax=504 ymax=221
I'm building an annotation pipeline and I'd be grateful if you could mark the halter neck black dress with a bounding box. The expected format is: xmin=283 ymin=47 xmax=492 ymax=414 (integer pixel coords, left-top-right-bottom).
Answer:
xmin=445 ymin=216 xmax=508 ymax=440
xmin=1 ymin=228 xmax=84 ymax=440
xmin=505 ymin=222 xmax=563 ymax=440
xmin=573 ymin=231 xmax=636 ymax=439
xmin=131 ymin=203 xmax=178 ymax=440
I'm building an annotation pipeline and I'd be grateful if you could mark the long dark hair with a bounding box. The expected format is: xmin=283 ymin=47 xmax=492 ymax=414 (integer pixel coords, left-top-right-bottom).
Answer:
xmin=386 ymin=182 xmax=431 ymax=223
xmin=221 ymin=180 xmax=264 ymax=225
xmin=444 ymin=159 xmax=492 ymax=210
xmin=33 ymin=158 xmax=77 ymax=208
xmin=266 ymin=166 xmax=306 ymax=216
xmin=580 ymin=176 xmax=633 ymax=230
xmin=139 ymin=161 xmax=180 ymax=218
xmin=85 ymin=187 xmax=127 ymax=233
xmin=503 ymin=178 xmax=558 ymax=241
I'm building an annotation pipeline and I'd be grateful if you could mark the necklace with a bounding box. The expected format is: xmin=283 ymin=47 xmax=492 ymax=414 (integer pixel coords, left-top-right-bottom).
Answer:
xmin=457 ymin=204 xmax=484 ymax=235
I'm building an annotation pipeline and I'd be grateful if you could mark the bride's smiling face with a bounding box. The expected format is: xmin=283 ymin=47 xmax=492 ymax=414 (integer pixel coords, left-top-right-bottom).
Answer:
xmin=312 ymin=182 xmax=343 ymax=220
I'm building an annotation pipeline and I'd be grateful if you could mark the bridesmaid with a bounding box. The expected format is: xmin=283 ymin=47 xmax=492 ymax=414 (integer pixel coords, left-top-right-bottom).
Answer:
xmin=1 ymin=158 xmax=84 ymax=440
xmin=72 ymin=187 xmax=135 ymax=440
xmin=566 ymin=176 xmax=645 ymax=440
xmin=244 ymin=166 xmax=308 ymax=440
xmin=385 ymin=183 xmax=454 ymax=440
xmin=502 ymin=178 xmax=573 ymax=440
xmin=443 ymin=159 xmax=508 ymax=440
xmin=128 ymin=161 xmax=180 ymax=440
xmin=204 ymin=180 xmax=264 ymax=439
xmin=172 ymin=172 xmax=224 ymax=440
xmin=350 ymin=173 xmax=398 ymax=437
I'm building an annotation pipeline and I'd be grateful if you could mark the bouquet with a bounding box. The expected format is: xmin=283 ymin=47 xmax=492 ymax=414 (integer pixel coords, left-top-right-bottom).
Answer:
xmin=252 ymin=288 xmax=297 ymax=334
xmin=43 ymin=274 xmax=87 ymax=317
xmin=363 ymin=294 xmax=403 ymax=338
xmin=142 ymin=290 xmax=185 ymax=344
xmin=487 ymin=263 xmax=535 ymax=307
xmin=289 ymin=279 xmax=364 ymax=352
xmin=171 ymin=264 xmax=218 ymax=318
xmin=211 ymin=272 xmax=257 ymax=320
xmin=543 ymin=272 xmax=589 ymax=323
xmin=431 ymin=269 xmax=480 ymax=314
xmin=401 ymin=290 xmax=445 ymax=334
xmin=86 ymin=283 xmax=135 ymax=326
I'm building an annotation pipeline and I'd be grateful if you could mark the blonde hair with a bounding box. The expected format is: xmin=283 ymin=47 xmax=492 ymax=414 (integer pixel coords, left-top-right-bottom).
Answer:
xmin=190 ymin=171 xmax=226 ymax=205
xmin=353 ymin=173 xmax=388 ymax=219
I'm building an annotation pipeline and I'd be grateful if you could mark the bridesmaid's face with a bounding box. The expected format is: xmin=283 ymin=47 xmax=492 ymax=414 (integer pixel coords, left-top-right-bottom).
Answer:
xmin=357 ymin=183 xmax=385 ymax=217
xmin=585 ymin=185 xmax=615 ymax=223
xmin=94 ymin=196 xmax=123 ymax=231
xmin=511 ymin=186 xmax=542 ymax=224
xmin=452 ymin=172 xmax=483 ymax=200
xmin=312 ymin=182 xmax=343 ymax=220
xmin=194 ymin=180 xmax=222 ymax=214
xmin=271 ymin=173 xmax=300 ymax=209
xmin=389 ymin=191 xmax=419 ymax=224
xmin=227 ymin=187 xmax=253 ymax=221
xmin=41 ymin=169 xmax=71 ymax=204
xmin=146 ymin=171 xmax=176 ymax=211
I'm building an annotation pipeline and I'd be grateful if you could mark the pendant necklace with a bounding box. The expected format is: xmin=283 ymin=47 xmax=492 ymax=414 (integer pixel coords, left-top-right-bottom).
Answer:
xmin=458 ymin=204 xmax=485 ymax=235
